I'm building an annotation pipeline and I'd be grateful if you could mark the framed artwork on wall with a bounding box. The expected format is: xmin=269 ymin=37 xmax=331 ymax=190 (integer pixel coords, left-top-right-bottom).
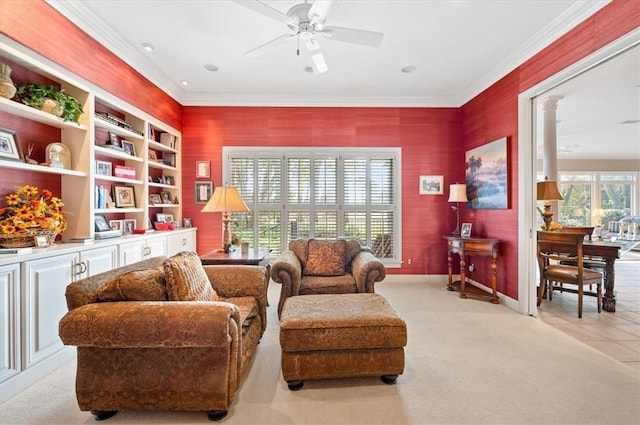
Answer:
xmin=196 ymin=161 xmax=211 ymax=178
xmin=419 ymin=175 xmax=443 ymax=195
xmin=465 ymin=137 xmax=508 ymax=209
xmin=195 ymin=181 xmax=213 ymax=204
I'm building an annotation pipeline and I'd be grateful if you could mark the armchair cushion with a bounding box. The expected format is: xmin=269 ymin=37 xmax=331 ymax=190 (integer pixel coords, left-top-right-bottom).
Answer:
xmin=304 ymin=239 xmax=347 ymax=276
xmin=163 ymin=251 xmax=218 ymax=301
xmin=97 ymin=267 xmax=168 ymax=302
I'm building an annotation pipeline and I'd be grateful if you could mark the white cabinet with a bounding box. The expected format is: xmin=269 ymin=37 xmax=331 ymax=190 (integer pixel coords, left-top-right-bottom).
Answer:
xmin=118 ymin=235 xmax=167 ymax=266
xmin=0 ymin=263 xmax=20 ymax=383
xmin=79 ymin=245 xmax=118 ymax=278
xmin=167 ymin=229 xmax=196 ymax=256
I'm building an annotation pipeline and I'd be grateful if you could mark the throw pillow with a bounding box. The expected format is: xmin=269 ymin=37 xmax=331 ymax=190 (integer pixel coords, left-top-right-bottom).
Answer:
xmin=98 ymin=267 xmax=168 ymax=302
xmin=304 ymin=239 xmax=347 ymax=276
xmin=164 ymin=251 xmax=218 ymax=301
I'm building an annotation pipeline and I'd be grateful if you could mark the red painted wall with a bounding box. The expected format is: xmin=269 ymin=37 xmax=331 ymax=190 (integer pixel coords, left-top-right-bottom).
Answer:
xmin=182 ymin=106 xmax=460 ymax=274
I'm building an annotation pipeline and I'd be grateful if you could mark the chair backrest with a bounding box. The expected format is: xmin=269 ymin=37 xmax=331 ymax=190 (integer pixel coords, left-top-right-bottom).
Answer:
xmin=536 ymin=231 xmax=586 ymax=277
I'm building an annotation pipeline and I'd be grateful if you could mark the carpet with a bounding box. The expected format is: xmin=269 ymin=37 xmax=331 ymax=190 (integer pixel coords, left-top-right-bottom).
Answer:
xmin=1 ymin=278 xmax=638 ymax=425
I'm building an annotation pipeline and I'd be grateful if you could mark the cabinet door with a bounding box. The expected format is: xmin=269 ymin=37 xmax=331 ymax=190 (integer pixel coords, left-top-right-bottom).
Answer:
xmin=79 ymin=245 xmax=118 ymax=278
xmin=22 ymin=253 xmax=77 ymax=368
xmin=167 ymin=230 xmax=196 ymax=256
xmin=0 ymin=264 xmax=20 ymax=383
xmin=145 ymin=236 xmax=167 ymax=259
xmin=119 ymin=240 xmax=146 ymax=266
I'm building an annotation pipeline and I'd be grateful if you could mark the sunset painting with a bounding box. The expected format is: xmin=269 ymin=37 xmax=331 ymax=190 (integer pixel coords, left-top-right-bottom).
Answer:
xmin=465 ymin=137 xmax=508 ymax=209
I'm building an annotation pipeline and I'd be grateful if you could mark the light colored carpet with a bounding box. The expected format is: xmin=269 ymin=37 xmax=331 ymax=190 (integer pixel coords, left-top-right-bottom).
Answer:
xmin=1 ymin=277 xmax=639 ymax=425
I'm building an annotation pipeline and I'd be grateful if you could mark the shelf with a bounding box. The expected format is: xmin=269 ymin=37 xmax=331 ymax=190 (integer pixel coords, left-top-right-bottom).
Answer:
xmin=149 ymin=182 xmax=179 ymax=189
xmin=0 ymin=159 xmax=86 ymax=176
xmin=0 ymin=97 xmax=87 ymax=131
xmin=148 ymin=161 xmax=177 ymax=171
xmin=94 ymin=117 xmax=144 ymax=140
xmin=149 ymin=203 xmax=180 ymax=208
xmin=94 ymin=175 xmax=144 ymax=185
xmin=148 ymin=140 xmax=177 ymax=154
xmin=94 ymin=145 xmax=143 ymax=162
xmin=95 ymin=208 xmax=144 ymax=214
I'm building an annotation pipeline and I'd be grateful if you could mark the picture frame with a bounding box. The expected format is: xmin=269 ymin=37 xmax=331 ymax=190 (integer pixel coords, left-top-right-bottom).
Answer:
xmin=160 ymin=191 xmax=173 ymax=204
xmin=419 ymin=175 xmax=443 ymax=195
xmin=122 ymin=218 xmax=136 ymax=235
xmin=94 ymin=215 xmax=111 ymax=232
xmin=156 ymin=213 xmax=174 ymax=223
xmin=461 ymin=223 xmax=473 ymax=238
xmin=121 ymin=140 xmax=136 ymax=156
xmin=0 ymin=127 xmax=24 ymax=162
xmin=195 ymin=181 xmax=213 ymax=204
xmin=163 ymin=175 xmax=175 ymax=186
xmin=149 ymin=193 xmax=162 ymax=205
xmin=107 ymin=131 xmax=120 ymax=147
xmin=95 ymin=160 xmax=112 ymax=176
xmin=109 ymin=219 xmax=123 ymax=232
xmin=183 ymin=217 xmax=193 ymax=228
xmin=196 ymin=161 xmax=211 ymax=178
xmin=148 ymin=149 xmax=158 ymax=162
xmin=34 ymin=234 xmax=50 ymax=247
xmin=465 ymin=137 xmax=508 ymax=209
xmin=113 ymin=185 xmax=136 ymax=208
xmin=163 ymin=152 xmax=176 ymax=167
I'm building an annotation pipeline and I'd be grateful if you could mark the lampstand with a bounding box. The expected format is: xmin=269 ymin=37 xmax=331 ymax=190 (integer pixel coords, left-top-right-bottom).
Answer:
xmin=201 ymin=186 xmax=249 ymax=253
xmin=448 ymin=183 xmax=468 ymax=236
xmin=536 ymin=177 xmax=564 ymax=231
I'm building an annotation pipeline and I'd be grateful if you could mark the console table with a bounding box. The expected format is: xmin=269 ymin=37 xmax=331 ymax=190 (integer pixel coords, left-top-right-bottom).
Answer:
xmin=444 ymin=236 xmax=500 ymax=304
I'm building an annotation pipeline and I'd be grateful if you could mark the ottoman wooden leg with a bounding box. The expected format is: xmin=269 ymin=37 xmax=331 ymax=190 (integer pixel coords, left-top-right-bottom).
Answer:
xmin=287 ymin=380 xmax=304 ymax=391
xmin=381 ymin=374 xmax=399 ymax=385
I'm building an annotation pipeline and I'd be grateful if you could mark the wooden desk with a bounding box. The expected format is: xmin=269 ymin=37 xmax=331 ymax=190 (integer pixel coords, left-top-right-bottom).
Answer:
xmin=444 ymin=236 xmax=500 ymax=304
xmin=537 ymin=239 xmax=620 ymax=312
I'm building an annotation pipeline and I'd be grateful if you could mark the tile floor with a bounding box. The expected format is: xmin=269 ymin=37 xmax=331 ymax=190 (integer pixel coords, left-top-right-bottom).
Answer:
xmin=538 ymin=253 xmax=640 ymax=371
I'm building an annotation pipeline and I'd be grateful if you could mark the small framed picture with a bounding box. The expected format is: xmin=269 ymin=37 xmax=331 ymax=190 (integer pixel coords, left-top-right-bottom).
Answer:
xmin=195 ymin=181 xmax=213 ymax=204
xmin=183 ymin=217 xmax=193 ymax=228
xmin=156 ymin=213 xmax=174 ymax=223
xmin=149 ymin=193 xmax=162 ymax=205
xmin=123 ymin=218 xmax=136 ymax=235
xmin=113 ymin=185 xmax=136 ymax=208
xmin=109 ymin=219 xmax=123 ymax=233
xmin=419 ymin=175 xmax=444 ymax=195
xmin=148 ymin=150 xmax=158 ymax=162
xmin=0 ymin=127 xmax=24 ymax=162
xmin=164 ymin=175 xmax=175 ymax=186
xmin=163 ymin=152 xmax=176 ymax=167
xmin=95 ymin=160 xmax=112 ymax=176
xmin=107 ymin=131 xmax=120 ymax=147
xmin=121 ymin=140 xmax=136 ymax=156
xmin=196 ymin=161 xmax=211 ymax=178
xmin=94 ymin=215 xmax=111 ymax=232
xmin=34 ymin=234 xmax=50 ymax=247
xmin=160 ymin=191 xmax=173 ymax=204
xmin=461 ymin=223 xmax=473 ymax=238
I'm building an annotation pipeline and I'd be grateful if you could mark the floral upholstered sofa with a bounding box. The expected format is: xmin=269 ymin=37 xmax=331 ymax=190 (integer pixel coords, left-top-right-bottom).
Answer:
xmin=59 ymin=251 xmax=267 ymax=421
xmin=270 ymin=238 xmax=386 ymax=318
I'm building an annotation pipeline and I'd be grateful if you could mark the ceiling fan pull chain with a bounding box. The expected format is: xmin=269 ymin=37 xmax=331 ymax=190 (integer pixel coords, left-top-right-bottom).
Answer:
xmin=296 ymin=35 xmax=300 ymax=56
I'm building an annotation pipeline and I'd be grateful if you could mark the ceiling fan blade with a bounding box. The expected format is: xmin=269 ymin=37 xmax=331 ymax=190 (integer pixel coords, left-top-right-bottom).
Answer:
xmin=232 ymin=0 xmax=296 ymax=27
xmin=320 ymin=25 xmax=384 ymax=48
xmin=305 ymin=38 xmax=328 ymax=74
xmin=308 ymin=0 xmax=335 ymax=29
xmin=244 ymin=33 xmax=295 ymax=57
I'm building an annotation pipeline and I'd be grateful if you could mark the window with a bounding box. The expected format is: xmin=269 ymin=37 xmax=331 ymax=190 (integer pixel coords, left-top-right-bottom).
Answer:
xmin=224 ymin=147 xmax=401 ymax=265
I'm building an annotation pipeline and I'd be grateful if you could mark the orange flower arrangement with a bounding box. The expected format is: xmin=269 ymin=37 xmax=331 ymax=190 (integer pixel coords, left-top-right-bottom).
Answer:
xmin=0 ymin=185 xmax=67 ymax=235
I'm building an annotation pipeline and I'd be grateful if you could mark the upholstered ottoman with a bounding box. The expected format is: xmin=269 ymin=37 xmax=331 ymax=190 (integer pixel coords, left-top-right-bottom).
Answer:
xmin=279 ymin=293 xmax=407 ymax=390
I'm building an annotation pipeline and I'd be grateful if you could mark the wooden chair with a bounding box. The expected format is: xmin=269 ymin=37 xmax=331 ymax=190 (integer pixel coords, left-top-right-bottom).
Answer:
xmin=536 ymin=231 xmax=603 ymax=318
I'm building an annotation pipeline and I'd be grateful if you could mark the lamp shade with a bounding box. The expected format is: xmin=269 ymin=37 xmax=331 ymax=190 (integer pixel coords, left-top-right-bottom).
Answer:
xmin=448 ymin=184 xmax=468 ymax=203
xmin=536 ymin=178 xmax=563 ymax=201
xmin=201 ymin=186 xmax=249 ymax=213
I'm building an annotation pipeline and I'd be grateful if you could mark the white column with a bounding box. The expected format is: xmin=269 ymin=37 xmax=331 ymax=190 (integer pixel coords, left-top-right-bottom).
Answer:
xmin=542 ymin=95 xmax=564 ymax=220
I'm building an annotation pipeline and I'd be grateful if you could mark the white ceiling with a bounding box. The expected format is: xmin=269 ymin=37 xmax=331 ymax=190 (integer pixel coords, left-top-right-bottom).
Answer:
xmin=47 ymin=0 xmax=639 ymax=159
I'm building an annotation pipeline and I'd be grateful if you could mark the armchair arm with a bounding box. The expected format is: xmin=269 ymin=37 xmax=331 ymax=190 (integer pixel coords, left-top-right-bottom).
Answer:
xmin=270 ymin=251 xmax=302 ymax=318
xmin=351 ymin=250 xmax=386 ymax=293
xmin=59 ymin=301 xmax=240 ymax=348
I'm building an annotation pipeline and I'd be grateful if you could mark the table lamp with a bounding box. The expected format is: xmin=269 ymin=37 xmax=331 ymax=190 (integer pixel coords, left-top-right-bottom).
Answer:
xmin=201 ymin=186 xmax=249 ymax=253
xmin=536 ymin=177 xmax=564 ymax=231
xmin=448 ymin=183 xmax=468 ymax=236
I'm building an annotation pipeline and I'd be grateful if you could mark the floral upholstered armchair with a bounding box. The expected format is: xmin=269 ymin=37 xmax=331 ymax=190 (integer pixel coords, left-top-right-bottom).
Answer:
xmin=270 ymin=238 xmax=386 ymax=318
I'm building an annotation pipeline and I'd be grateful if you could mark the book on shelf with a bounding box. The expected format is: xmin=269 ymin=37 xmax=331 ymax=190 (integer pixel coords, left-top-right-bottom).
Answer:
xmin=0 ymin=247 xmax=33 ymax=255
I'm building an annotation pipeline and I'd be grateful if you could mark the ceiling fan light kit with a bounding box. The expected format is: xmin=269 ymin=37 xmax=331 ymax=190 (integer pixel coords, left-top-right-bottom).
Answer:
xmin=235 ymin=0 xmax=384 ymax=73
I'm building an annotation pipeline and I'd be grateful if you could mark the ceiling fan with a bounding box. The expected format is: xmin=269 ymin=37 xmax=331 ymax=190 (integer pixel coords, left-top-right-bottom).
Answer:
xmin=234 ymin=0 xmax=384 ymax=73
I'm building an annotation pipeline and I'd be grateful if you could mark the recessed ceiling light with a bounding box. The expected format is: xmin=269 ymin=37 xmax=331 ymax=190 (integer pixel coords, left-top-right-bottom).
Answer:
xmin=180 ymin=80 xmax=189 ymax=86
xmin=204 ymin=64 xmax=219 ymax=72
xmin=304 ymin=66 xmax=314 ymax=73
xmin=141 ymin=42 xmax=154 ymax=52
xmin=401 ymin=65 xmax=416 ymax=73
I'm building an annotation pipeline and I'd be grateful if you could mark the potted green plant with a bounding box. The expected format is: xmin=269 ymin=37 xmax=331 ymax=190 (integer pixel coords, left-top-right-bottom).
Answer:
xmin=15 ymin=83 xmax=83 ymax=123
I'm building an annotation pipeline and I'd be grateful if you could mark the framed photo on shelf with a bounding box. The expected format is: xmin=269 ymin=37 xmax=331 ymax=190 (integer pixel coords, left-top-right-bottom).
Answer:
xmin=156 ymin=213 xmax=174 ymax=223
xmin=95 ymin=160 xmax=112 ymax=176
xmin=121 ymin=140 xmax=136 ymax=156
xmin=94 ymin=215 xmax=111 ymax=232
xmin=123 ymin=219 xmax=136 ymax=235
xmin=163 ymin=152 xmax=176 ymax=167
xmin=461 ymin=223 xmax=473 ymax=238
xmin=183 ymin=217 xmax=193 ymax=228
xmin=0 ymin=127 xmax=24 ymax=162
xmin=149 ymin=193 xmax=162 ymax=205
xmin=34 ymin=234 xmax=50 ymax=247
xmin=148 ymin=149 xmax=158 ymax=162
xmin=419 ymin=175 xmax=443 ymax=195
xmin=113 ymin=185 xmax=135 ymax=208
xmin=160 ymin=191 xmax=173 ymax=204
xmin=196 ymin=161 xmax=211 ymax=178
xmin=109 ymin=219 xmax=123 ymax=232
xmin=195 ymin=181 xmax=213 ymax=204
xmin=164 ymin=175 xmax=175 ymax=186
xmin=107 ymin=131 xmax=120 ymax=147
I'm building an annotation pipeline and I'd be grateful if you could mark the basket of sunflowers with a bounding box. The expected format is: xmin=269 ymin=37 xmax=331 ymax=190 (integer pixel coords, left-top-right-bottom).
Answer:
xmin=0 ymin=185 xmax=67 ymax=248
